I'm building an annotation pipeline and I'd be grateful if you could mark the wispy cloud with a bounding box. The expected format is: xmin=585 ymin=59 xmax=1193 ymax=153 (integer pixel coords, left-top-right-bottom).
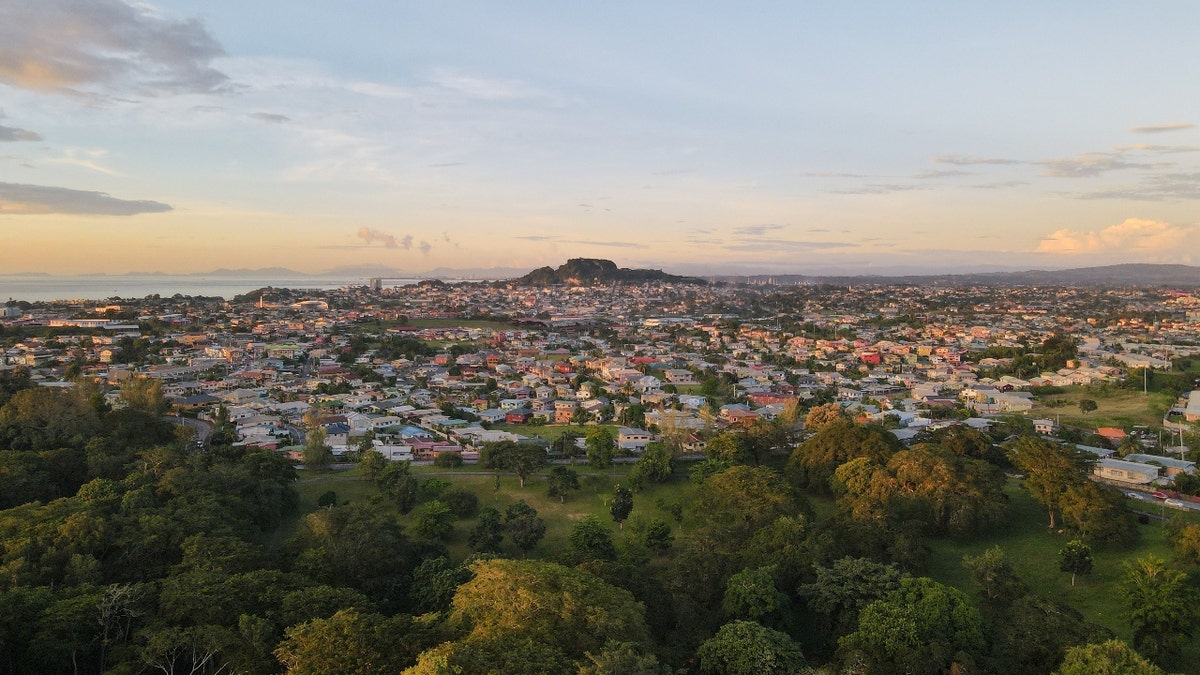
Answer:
xmin=971 ymin=180 xmax=1027 ymax=190
xmin=418 ymin=240 xmax=432 ymax=254
xmin=0 ymin=125 xmax=41 ymax=142
xmin=1130 ymin=123 xmax=1194 ymax=134
xmin=732 ymin=224 xmax=785 ymax=236
xmin=722 ymin=238 xmax=855 ymax=253
xmin=0 ymin=182 xmax=171 ymax=215
xmin=1035 ymin=218 xmax=1197 ymax=254
xmin=830 ymin=184 xmax=931 ymax=195
xmin=933 ymin=154 xmax=1020 ymax=166
xmin=1073 ymin=171 xmax=1200 ymax=202
xmin=0 ymin=0 xmax=228 ymax=96
xmin=428 ymin=68 xmax=549 ymax=102
xmin=1114 ymin=143 xmax=1199 ymax=154
xmin=1036 ymin=152 xmax=1162 ymax=178
xmin=250 ymin=112 xmax=290 ymax=124
xmin=913 ymin=169 xmax=971 ymax=179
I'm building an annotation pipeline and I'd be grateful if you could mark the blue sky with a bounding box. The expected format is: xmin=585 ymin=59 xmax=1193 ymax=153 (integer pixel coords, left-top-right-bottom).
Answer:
xmin=2 ymin=1 xmax=1199 ymax=275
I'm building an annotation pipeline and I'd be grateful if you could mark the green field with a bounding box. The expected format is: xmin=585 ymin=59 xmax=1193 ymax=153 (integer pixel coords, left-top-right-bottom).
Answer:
xmin=1030 ymin=386 xmax=1174 ymax=429
xmin=407 ymin=318 xmax=515 ymax=331
xmin=490 ymin=423 xmax=619 ymax=443
xmin=925 ymin=479 xmax=1200 ymax=667
xmin=289 ymin=464 xmax=694 ymax=561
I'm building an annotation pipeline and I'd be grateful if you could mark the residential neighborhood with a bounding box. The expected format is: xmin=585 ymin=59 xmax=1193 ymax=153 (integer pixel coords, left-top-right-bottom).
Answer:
xmin=4 ymin=277 xmax=1200 ymax=497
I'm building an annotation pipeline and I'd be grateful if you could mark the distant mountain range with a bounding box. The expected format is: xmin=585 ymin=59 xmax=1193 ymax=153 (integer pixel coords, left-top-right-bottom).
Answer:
xmin=56 ymin=262 xmax=1200 ymax=287
xmin=721 ymin=263 xmax=1200 ymax=287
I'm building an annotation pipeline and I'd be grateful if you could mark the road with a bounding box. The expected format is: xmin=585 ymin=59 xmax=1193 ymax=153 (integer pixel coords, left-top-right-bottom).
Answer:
xmin=164 ymin=415 xmax=213 ymax=444
xmin=1119 ymin=488 xmax=1200 ymax=512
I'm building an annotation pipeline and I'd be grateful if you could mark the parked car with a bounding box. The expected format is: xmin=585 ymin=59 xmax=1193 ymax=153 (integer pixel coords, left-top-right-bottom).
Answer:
xmin=1152 ymin=491 xmax=1168 ymax=499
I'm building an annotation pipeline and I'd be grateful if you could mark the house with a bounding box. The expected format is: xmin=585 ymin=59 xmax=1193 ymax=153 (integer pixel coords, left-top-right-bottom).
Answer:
xmin=618 ymin=427 xmax=652 ymax=452
xmin=1094 ymin=458 xmax=1159 ymax=485
xmin=1096 ymin=427 xmax=1128 ymax=443
xmin=1124 ymin=454 xmax=1196 ymax=477
xmin=505 ymin=409 xmax=533 ymax=424
xmin=1033 ymin=419 xmax=1057 ymax=435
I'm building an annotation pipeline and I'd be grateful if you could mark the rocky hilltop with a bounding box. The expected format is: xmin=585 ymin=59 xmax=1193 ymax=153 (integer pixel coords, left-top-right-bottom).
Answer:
xmin=516 ymin=258 xmax=706 ymax=286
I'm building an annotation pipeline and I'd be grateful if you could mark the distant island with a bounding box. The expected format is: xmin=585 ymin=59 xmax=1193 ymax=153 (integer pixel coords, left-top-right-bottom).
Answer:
xmin=515 ymin=258 xmax=707 ymax=286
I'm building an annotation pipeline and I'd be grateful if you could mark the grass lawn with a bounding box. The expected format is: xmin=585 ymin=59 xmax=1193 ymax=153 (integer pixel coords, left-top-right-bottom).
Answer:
xmin=1030 ymin=386 xmax=1174 ymax=429
xmin=281 ymin=463 xmax=695 ymax=563
xmin=490 ymin=423 xmax=618 ymax=443
xmin=925 ymin=479 xmax=1197 ymax=661
xmin=407 ymin=318 xmax=515 ymax=331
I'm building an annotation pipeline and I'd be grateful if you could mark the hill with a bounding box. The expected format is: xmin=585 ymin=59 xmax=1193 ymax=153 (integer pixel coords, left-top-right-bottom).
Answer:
xmin=516 ymin=258 xmax=707 ymax=286
xmin=728 ymin=263 xmax=1200 ymax=287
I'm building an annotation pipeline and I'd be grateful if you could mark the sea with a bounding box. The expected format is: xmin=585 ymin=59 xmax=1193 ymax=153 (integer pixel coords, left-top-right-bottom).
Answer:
xmin=0 ymin=274 xmax=419 ymax=303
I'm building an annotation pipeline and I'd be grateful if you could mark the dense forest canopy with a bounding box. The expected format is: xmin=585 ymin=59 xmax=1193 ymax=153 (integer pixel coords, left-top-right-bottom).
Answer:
xmin=0 ymin=368 xmax=1194 ymax=674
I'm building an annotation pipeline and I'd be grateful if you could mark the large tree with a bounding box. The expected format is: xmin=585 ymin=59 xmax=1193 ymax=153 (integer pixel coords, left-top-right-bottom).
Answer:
xmin=1121 ymin=555 xmax=1198 ymax=661
xmin=695 ymin=620 xmax=807 ymax=675
xmin=1055 ymin=640 xmax=1164 ymax=675
xmin=405 ymin=560 xmax=651 ymax=674
xmin=1006 ymin=435 xmax=1092 ymax=529
xmin=839 ymin=577 xmax=985 ymax=675
xmin=482 ymin=441 xmax=548 ymax=488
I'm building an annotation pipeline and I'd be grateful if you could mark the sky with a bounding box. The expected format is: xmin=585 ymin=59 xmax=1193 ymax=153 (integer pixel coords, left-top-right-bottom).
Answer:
xmin=2 ymin=1 xmax=1200 ymax=277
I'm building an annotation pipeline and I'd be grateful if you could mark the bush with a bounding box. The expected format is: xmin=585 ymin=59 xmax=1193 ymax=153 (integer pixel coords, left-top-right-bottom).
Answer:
xmin=434 ymin=451 xmax=464 ymax=468
xmin=441 ymin=487 xmax=479 ymax=518
xmin=420 ymin=478 xmax=451 ymax=500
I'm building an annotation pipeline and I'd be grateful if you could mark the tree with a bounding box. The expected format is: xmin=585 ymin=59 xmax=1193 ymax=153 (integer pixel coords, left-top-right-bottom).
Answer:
xmin=411 ymin=500 xmax=455 ymax=540
xmin=439 ymin=487 xmax=478 ymax=518
xmin=481 ymin=441 xmax=547 ymax=488
xmin=800 ymin=557 xmax=908 ymax=646
xmin=722 ymin=566 xmax=787 ymax=624
xmin=787 ymin=419 xmax=901 ymax=493
xmin=1007 ymin=435 xmax=1092 ymax=529
xmin=804 ymin=402 xmax=849 ymax=432
xmin=1059 ymin=539 xmax=1094 ymax=587
xmin=303 ymin=426 xmax=334 ymax=471
xmin=569 ymin=516 xmax=617 ymax=562
xmin=643 ymin=518 xmax=674 ymax=555
xmin=839 ymin=577 xmax=985 ymax=675
xmin=120 ymin=377 xmax=169 ymax=416
xmin=358 ymin=449 xmax=386 ymax=482
xmin=610 ymin=485 xmax=633 ymax=529
xmin=1121 ymin=555 xmax=1198 ymax=661
xmin=1055 ymin=640 xmax=1165 ymax=675
xmin=547 ymin=466 xmax=580 ymax=503
xmin=468 ymin=506 xmax=504 ymax=552
xmin=695 ymin=465 xmax=806 ymax=544
xmin=629 ymin=442 xmax=673 ymax=486
xmin=578 ymin=641 xmax=662 ymax=675
xmin=433 ymin=451 xmax=463 ymax=468
xmin=1078 ymin=399 xmax=1098 ymax=415
xmin=376 ymin=461 xmax=418 ymax=513
xmin=695 ymin=620 xmax=807 ymax=675
xmin=406 ymin=559 xmax=651 ymax=674
xmin=1058 ymin=481 xmax=1139 ymax=546
xmin=275 ymin=609 xmax=422 ymax=675
xmin=990 ymin=595 xmax=1113 ymax=674
xmin=963 ymin=546 xmax=1027 ymax=605
xmin=505 ymin=500 xmax=547 ymax=554
xmin=586 ymin=427 xmax=616 ymax=468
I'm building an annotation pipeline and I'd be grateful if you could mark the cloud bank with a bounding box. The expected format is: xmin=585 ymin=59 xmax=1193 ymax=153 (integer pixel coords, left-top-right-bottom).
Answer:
xmin=1035 ymin=218 xmax=1197 ymax=255
xmin=0 ymin=0 xmax=228 ymax=95
xmin=0 ymin=182 xmax=171 ymax=215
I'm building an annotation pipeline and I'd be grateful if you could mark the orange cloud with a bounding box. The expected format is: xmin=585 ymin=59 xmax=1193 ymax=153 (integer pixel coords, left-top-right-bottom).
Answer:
xmin=1035 ymin=218 xmax=1197 ymax=255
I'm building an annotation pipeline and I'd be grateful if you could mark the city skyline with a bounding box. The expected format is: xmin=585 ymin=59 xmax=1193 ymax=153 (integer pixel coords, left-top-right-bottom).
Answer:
xmin=2 ymin=1 xmax=1200 ymax=276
